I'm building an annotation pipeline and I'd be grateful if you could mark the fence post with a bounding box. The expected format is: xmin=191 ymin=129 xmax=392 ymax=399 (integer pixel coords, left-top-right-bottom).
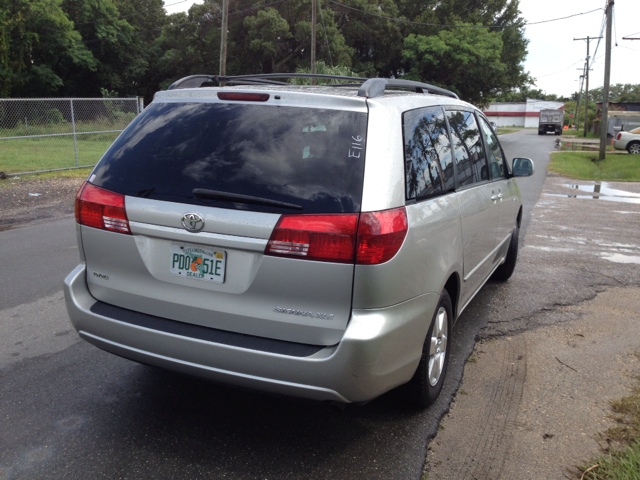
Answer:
xmin=70 ymin=99 xmax=79 ymax=167
xmin=138 ymin=97 xmax=144 ymax=114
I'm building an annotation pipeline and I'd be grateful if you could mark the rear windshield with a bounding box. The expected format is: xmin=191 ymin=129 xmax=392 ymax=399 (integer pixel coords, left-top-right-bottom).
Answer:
xmin=90 ymin=102 xmax=368 ymax=214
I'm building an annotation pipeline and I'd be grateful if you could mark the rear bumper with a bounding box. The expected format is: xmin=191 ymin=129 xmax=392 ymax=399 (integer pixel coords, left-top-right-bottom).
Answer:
xmin=64 ymin=264 xmax=438 ymax=403
xmin=613 ymin=139 xmax=627 ymax=151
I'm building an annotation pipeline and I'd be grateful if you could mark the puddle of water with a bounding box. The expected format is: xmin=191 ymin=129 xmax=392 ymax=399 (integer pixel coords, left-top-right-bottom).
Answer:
xmin=558 ymin=142 xmax=599 ymax=151
xmin=545 ymin=193 xmax=640 ymax=204
xmin=525 ymin=245 xmax=577 ymax=253
xmin=563 ymin=182 xmax=640 ymax=198
xmin=600 ymin=253 xmax=640 ymax=264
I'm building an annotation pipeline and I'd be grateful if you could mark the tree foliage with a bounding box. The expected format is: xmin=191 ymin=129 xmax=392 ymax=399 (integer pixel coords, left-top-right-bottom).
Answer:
xmin=588 ymin=84 xmax=640 ymax=103
xmin=0 ymin=0 xmax=96 ymax=97
xmin=2 ymin=0 xmax=534 ymax=105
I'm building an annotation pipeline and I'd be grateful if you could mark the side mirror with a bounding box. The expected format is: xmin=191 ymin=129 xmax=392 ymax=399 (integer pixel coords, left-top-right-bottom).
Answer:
xmin=512 ymin=157 xmax=534 ymax=177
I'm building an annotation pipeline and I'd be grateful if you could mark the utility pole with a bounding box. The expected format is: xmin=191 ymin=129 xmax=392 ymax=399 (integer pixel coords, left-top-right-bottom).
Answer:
xmin=219 ymin=0 xmax=229 ymax=77
xmin=311 ymin=0 xmax=317 ymax=85
xmin=599 ymin=1 xmax=615 ymax=161
xmin=575 ymin=73 xmax=585 ymax=131
xmin=574 ymin=35 xmax=601 ymax=137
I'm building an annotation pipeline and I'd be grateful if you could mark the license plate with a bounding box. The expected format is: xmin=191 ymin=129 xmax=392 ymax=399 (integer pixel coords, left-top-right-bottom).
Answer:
xmin=169 ymin=244 xmax=226 ymax=283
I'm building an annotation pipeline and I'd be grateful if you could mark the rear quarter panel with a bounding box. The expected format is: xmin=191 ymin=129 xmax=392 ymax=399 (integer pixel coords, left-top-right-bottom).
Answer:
xmin=352 ymin=193 xmax=463 ymax=310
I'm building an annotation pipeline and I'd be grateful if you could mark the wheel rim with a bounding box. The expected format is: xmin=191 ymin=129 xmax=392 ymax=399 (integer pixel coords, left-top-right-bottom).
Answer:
xmin=630 ymin=143 xmax=640 ymax=155
xmin=428 ymin=306 xmax=448 ymax=386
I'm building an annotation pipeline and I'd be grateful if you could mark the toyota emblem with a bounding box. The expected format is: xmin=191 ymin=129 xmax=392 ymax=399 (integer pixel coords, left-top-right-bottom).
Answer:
xmin=182 ymin=213 xmax=205 ymax=233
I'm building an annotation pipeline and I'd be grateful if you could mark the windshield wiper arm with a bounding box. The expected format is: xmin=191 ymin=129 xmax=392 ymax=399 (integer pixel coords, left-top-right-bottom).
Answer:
xmin=192 ymin=189 xmax=303 ymax=210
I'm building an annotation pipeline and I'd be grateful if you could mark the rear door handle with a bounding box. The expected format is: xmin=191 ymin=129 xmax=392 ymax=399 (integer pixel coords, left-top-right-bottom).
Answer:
xmin=491 ymin=193 xmax=503 ymax=202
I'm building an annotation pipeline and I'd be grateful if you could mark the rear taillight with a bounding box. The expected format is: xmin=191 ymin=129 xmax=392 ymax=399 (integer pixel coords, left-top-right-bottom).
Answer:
xmin=75 ymin=182 xmax=131 ymax=234
xmin=265 ymin=214 xmax=358 ymax=263
xmin=616 ymin=133 xmax=622 ymax=140
xmin=265 ymin=207 xmax=408 ymax=265
xmin=356 ymin=207 xmax=408 ymax=265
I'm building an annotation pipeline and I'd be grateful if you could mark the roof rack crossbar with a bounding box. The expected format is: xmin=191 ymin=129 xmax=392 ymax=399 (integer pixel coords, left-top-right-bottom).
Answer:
xmin=357 ymin=78 xmax=458 ymax=99
xmin=167 ymin=74 xmax=459 ymax=100
xmin=222 ymin=73 xmax=368 ymax=82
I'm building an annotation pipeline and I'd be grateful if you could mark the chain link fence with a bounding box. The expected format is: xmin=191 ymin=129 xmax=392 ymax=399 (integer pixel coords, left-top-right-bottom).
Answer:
xmin=0 ymin=98 xmax=143 ymax=177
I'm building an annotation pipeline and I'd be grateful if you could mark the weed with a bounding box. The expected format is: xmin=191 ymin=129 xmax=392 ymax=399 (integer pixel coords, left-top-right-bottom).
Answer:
xmin=576 ymin=361 xmax=640 ymax=479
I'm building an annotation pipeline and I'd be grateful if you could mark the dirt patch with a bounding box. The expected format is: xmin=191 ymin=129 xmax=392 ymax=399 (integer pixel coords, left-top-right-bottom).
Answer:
xmin=425 ymin=287 xmax=640 ymax=479
xmin=0 ymin=177 xmax=84 ymax=230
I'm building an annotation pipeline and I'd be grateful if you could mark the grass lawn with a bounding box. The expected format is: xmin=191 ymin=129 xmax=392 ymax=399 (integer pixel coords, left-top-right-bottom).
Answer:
xmin=548 ymin=151 xmax=640 ymax=181
xmin=0 ymin=134 xmax=117 ymax=174
xmin=561 ymin=130 xmax=601 ymax=139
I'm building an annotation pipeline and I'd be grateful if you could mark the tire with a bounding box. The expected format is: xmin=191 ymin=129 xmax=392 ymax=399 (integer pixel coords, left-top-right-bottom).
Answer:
xmin=405 ymin=289 xmax=453 ymax=407
xmin=492 ymin=224 xmax=519 ymax=282
xmin=627 ymin=142 xmax=640 ymax=155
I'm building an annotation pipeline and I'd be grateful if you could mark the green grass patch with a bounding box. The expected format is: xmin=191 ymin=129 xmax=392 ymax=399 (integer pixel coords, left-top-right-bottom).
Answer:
xmin=578 ymin=374 xmax=640 ymax=479
xmin=0 ymin=134 xmax=117 ymax=174
xmin=0 ymin=117 xmax=134 ymax=138
xmin=548 ymin=151 xmax=640 ymax=181
xmin=561 ymin=130 xmax=581 ymax=137
xmin=497 ymin=128 xmax=519 ymax=135
xmin=15 ymin=167 xmax=94 ymax=180
xmin=560 ymin=130 xmax=601 ymax=139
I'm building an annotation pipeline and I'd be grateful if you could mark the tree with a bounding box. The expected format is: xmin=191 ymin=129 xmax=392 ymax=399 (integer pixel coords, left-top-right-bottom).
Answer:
xmin=0 ymin=0 xmax=96 ymax=97
xmin=396 ymin=0 xmax=530 ymax=105
xmin=331 ymin=0 xmax=403 ymax=77
xmin=589 ymin=83 xmax=640 ymax=103
xmin=402 ymin=25 xmax=505 ymax=105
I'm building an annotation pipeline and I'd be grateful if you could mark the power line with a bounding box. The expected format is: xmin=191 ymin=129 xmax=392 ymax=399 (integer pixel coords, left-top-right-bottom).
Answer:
xmin=327 ymin=1 xmax=602 ymax=29
xmin=535 ymin=58 xmax=585 ymax=78
xmin=526 ymin=8 xmax=603 ymax=26
xmin=164 ymin=0 xmax=193 ymax=7
xmin=591 ymin=8 xmax=607 ymax=60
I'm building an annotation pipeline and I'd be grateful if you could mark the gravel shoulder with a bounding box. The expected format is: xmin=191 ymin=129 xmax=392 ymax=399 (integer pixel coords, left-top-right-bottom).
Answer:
xmin=0 ymin=176 xmax=84 ymax=231
xmin=425 ymin=174 xmax=640 ymax=479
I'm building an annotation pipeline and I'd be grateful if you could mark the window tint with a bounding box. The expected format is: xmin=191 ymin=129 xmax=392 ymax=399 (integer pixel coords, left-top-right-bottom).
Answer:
xmin=445 ymin=110 xmax=487 ymax=186
xmin=90 ymin=102 xmax=367 ymax=214
xmin=478 ymin=116 xmax=506 ymax=180
xmin=403 ymin=107 xmax=454 ymax=200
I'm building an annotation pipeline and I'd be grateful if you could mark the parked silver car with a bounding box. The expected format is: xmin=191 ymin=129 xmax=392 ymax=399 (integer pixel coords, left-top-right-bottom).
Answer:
xmin=65 ymin=75 xmax=533 ymax=406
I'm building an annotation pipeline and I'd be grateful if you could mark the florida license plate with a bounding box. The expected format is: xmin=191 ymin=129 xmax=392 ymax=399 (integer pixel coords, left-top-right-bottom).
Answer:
xmin=169 ymin=244 xmax=226 ymax=283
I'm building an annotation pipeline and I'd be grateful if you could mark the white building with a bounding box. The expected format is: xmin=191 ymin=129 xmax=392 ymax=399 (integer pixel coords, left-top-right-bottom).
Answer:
xmin=483 ymin=99 xmax=565 ymax=128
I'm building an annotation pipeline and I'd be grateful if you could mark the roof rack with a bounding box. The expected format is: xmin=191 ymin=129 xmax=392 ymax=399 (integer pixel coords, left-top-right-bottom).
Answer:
xmin=167 ymin=74 xmax=459 ymax=100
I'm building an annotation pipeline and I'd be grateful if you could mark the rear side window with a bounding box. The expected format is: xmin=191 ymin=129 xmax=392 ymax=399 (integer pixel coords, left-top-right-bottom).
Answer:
xmin=445 ymin=110 xmax=487 ymax=186
xmin=90 ymin=102 xmax=367 ymax=214
xmin=478 ymin=116 xmax=506 ymax=180
xmin=403 ymin=107 xmax=454 ymax=200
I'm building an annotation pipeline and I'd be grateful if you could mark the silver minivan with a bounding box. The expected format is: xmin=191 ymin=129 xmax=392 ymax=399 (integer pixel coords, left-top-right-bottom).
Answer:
xmin=64 ymin=75 xmax=533 ymax=406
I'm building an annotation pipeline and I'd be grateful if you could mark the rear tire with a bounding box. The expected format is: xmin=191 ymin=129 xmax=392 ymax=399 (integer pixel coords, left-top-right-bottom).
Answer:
xmin=627 ymin=142 xmax=640 ymax=155
xmin=493 ymin=224 xmax=519 ymax=282
xmin=405 ymin=290 xmax=453 ymax=407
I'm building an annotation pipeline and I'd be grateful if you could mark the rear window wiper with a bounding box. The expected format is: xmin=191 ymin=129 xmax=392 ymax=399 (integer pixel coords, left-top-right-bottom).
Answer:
xmin=192 ymin=189 xmax=303 ymax=210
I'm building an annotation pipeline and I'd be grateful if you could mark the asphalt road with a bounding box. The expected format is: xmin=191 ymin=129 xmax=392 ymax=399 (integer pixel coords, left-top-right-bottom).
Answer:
xmin=0 ymin=129 xmax=556 ymax=479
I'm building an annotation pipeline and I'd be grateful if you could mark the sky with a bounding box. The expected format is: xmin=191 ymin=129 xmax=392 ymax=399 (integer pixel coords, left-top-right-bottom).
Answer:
xmin=164 ymin=0 xmax=640 ymax=98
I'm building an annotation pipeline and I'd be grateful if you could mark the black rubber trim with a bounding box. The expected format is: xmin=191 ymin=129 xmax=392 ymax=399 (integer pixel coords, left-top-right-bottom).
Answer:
xmin=89 ymin=301 xmax=326 ymax=358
